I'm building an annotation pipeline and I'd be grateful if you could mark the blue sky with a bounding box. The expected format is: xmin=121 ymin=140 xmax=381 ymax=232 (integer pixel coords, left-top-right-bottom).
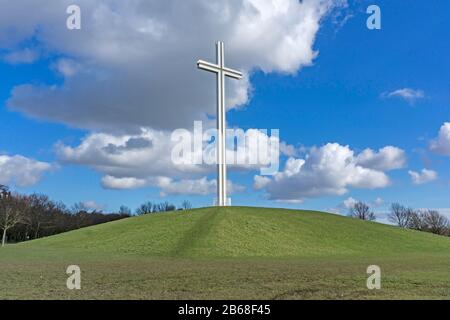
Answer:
xmin=0 ymin=0 xmax=449 ymax=219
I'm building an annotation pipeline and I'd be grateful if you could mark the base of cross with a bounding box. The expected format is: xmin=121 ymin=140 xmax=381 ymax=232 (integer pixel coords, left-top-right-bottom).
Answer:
xmin=213 ymin=198 xmax=232 ymax=207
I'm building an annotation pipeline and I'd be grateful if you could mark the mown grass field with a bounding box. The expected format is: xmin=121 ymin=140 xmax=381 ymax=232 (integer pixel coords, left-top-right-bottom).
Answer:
xmin=1 ymin=207 xmax=450 ymax=299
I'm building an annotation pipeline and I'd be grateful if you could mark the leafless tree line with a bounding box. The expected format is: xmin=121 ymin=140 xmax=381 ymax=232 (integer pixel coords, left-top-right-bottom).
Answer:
xmin=388 ymin=203 xmax=449 ymax=235
xmin=134 ymin=200 xmax=192 ymax=215
xmin=0 ymin=185 xmax=130 ymax=246
xmin=349 ymin=201 xmax=450 ymax=236
xmin=0 ymin=185 xmax=194 ymax=246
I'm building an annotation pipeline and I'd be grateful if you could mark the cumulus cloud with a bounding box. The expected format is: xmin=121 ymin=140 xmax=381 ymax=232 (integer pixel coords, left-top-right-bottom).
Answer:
xmin=0 ymin=155 xmax=52 ymax=187
xmin=56 ymin=129 xmax=207 ymax=180
xmin=2 ymin=1 xmax=363 ymax=198
xmin=279 ymin=142 xmax=298 ymax=157
xmin=253 ymin=143 xmax=403 ymax=202
xmin=408 ymin=169 xmax=437 ymax=185
xmin=57 ymin=128 xmax=260 ymax=194
xmin=2 ymin=0 xmax=345 ymax=132
xmin=383 ymin=88 xmax=425 ymax=104
xmin=355 ymin=146 xmax=406 ymax=171
xmin=430 ymin=122 xmax=450 ymax=155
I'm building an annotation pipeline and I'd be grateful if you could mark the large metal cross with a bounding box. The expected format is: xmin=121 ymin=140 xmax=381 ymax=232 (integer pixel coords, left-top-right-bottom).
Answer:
xmin=197 ymin=41 xmax=242 ymax=206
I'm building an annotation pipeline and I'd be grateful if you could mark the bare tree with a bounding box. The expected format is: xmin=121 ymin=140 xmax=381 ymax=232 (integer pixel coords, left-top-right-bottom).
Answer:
xmin=71 ymin=202 xmax=90 ymax=214
xmin=118 ymin=205 xmax=132 ymax=215
xmin=0 ymin=191 xmax=28 ymax=247
xmin=136 ymin=202 xmax=154 ymax=215
xmin=24 ymin=194 xmax=54 ymax=239
xmin=388 ymin=203 xmax=414 ymax=228
xmin=159 ymin=201 xmax=176 ymax=212
xmin=181 ymin=200 xmax=192 ymax=210
xmin=136 ymin=201 xmax=176 ymax=214
xmin=408 ymin=210 xmax=426 ymax=231
xmin=349 ymin=201 xmax=376 ymax=221
xmin=422 ymin=210 xmax=449 ymax=235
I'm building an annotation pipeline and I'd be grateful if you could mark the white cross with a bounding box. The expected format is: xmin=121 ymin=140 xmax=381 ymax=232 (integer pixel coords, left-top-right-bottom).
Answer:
xmin=197 ymin=41 xmax=243 ymax=206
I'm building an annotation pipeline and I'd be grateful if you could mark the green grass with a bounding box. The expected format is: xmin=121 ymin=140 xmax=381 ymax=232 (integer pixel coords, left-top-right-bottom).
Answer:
xmin=1 ymin=206 xmax=450 ymax=299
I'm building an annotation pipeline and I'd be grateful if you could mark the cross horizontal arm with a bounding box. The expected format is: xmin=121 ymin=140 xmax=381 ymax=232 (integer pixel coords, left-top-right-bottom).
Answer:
xmin=197 ymin=60 xmax=243 ymax=80
xmin=197 ymin=60 xmax=220 ymax=73
xmin=223 ymin=68 xmax=243 ymax=80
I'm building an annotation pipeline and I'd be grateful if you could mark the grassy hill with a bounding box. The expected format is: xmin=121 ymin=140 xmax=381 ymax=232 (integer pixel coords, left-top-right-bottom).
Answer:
xmin=2 ymin=207 xmax=450 ymax=299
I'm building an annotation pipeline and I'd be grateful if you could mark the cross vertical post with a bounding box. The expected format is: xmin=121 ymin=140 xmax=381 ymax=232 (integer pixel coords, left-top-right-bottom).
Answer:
xmin=197 ymin=42 xmax=242 ymax=206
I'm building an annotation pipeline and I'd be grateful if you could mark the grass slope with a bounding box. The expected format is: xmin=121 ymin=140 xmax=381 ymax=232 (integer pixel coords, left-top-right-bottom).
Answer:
xmin=1 ymin=207 xmax=450 ymax=299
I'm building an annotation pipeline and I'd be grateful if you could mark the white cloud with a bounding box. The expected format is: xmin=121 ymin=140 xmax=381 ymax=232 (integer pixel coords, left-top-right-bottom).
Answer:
xmin=329 ymin=196 xmax=385 ymax=216
xmin=0 ymin=155 xmax=52 ymax=187
xmin=373 ymin=197 xmax=384 ymax=207
xmin=82 ymin=200 xmax=106 ymax=211
xmin=2 ymin=48 xmax=38 ymax=64
xmin=57 ymin=129 xmax=255 ymax=195
xmin=1 ymin=0 xmax=351 ymax=198
xmin=343 ymin=196 xmax=383 ymax=209
xmin=408 ymin=169 xmax=437 ymax=185
xmin=253 ymin=175 xmax=272 ymax=190
xmin=355 ymin=146 xmax=406 ymax=171
xmin=343 ymin=197 xmax=357 ymax=209
xmin=53 ymin=58 xmax=82 ymax=78
xmin=2 ymin=0 xmax=345 ymax=132
xmin=102 ymin=174 xmax=244 ymax=197
xmin=383 ymin=88 xmax=425 ymax=104
xmin=158 ymin=177 xmax=216 ymax=196
xmin=101 ymin=176 xmax=148 ymax=190
xmin=158 ymin=177 xmax=245 ymax=196
xmin=57 ymin=128 xmax=207 ymax=181
xmin=253 ymin=143 xmax=401 ymax=202
xmin=430 ymin=122 xmax=450 ymax=155
xmin=279 ymin=142 xmax=298 ymax=157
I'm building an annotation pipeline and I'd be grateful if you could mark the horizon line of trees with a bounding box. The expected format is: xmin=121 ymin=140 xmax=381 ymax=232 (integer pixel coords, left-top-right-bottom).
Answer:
xmin=2 ymin=183 xmax=448 ymax=246
xmin=0 ymin=185 xmax=193 ymax=246
xmin=348 ymin=201 xmax=450 ymax=236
